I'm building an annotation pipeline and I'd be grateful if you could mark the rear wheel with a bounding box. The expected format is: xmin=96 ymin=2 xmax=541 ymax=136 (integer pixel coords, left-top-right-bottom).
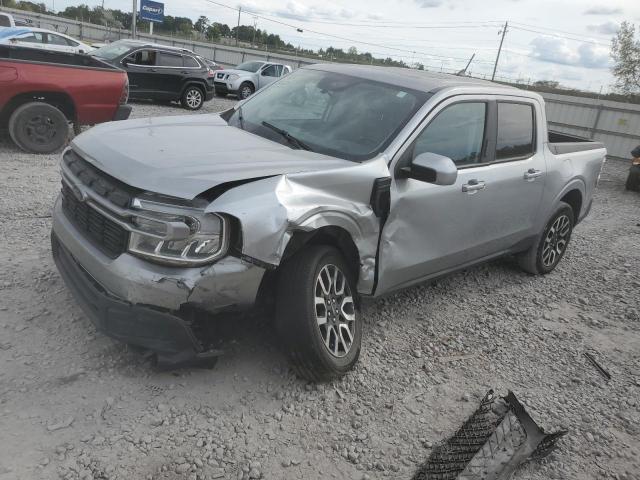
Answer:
xmin=181 ymin=86 xmax=204 ymax=110
xmin=276 ymin=246 xmax=361 ymax=382
xmin=238 ymin=82 xmax=255 ymax=100
xmin=626 ymin=165 xmax=640 ymax=192
xmin=518 ymin=202 xmax=574 ymax=275
xmin=8 ymin=102 xmax=69 ymax=153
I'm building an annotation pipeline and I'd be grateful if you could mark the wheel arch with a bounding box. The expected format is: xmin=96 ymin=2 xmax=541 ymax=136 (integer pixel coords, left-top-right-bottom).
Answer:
xmin=560 ymin=189 xmax=582 ymax=224
xmin=1 ymin=91 xmax=76 ymax=125
xmin=180 ymin=80 xmax=207 ymax=97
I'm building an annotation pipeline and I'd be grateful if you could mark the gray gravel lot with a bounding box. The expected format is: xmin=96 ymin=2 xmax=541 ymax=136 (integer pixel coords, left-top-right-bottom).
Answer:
xmin=0 ymin=99 xmax=639 ymax=480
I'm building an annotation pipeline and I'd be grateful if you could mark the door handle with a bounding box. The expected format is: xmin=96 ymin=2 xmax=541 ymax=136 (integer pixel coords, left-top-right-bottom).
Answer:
xmin=462 ymin=180 xmax=486 ymax=194
xmin=524 ymin=169 xmax=543 ymax=181
xmin=180 ymin=71 xmax=189 ymax=74
xmin=149 ymin=68 xmax=157 ymax=72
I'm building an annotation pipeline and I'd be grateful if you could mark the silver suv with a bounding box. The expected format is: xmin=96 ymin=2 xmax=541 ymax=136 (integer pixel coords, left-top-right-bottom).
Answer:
xmin=213 ymin=60 xmax=292 ymax=99
xmin=52 ymin=64 xmax=605 ymax=380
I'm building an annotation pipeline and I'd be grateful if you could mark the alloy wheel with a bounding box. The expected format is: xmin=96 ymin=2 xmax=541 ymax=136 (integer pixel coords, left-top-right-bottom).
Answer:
xmin=541 ymin=214 xmax=571 ymax=268
xmin=314 ymin=264 xmax=356 ymax=358
xmin=186 ymin=89 xmax=202 ymax=109
xmin=241 ymin=86 xmax=252 ymax=99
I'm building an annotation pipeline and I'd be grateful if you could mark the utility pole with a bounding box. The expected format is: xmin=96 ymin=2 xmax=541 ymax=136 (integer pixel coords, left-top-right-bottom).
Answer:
xmin=491 ymin=21 xmax=508 ymax=81
xmin=235 ymin=6 xmax=241 ymax=47
xmin=131 ymin=0 xmax=137 ymax=39
xmin=457 ymin=53 xmax=475 ymax=76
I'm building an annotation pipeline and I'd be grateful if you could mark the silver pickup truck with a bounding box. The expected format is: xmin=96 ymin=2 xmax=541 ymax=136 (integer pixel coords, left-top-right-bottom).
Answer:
xmin=51 ymin=64 xmax=606 ymax=380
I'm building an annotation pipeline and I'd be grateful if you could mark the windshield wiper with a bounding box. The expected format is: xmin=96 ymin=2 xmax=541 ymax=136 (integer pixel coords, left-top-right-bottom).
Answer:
xmin=261 ymin=121 xmax=312 ymax=151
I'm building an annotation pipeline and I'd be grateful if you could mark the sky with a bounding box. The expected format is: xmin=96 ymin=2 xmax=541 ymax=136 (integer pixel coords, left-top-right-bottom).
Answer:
xmin=49 ymin=0 xmax=640 ymax=92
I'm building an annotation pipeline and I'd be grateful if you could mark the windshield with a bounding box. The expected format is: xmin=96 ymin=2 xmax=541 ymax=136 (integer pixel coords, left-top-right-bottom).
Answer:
xmin=92 ymin=42 xmax=132 ymax=60
xmin=227 ymin=68 xmax=429 ymax=161
xmin=235 ymin=61 xmax=264 ymax=72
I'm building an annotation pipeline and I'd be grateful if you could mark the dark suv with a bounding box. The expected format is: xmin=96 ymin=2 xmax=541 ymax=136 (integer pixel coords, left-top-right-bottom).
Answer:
xmin=92 ymin=40 xmax=214 ymax=110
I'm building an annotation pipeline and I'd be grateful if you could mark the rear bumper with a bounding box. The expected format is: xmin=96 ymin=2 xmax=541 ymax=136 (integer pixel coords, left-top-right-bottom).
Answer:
xmin=52 ymin=232 xmax=203 ymax=354
xmin=113 ymin=104 xmax=132 ymax=121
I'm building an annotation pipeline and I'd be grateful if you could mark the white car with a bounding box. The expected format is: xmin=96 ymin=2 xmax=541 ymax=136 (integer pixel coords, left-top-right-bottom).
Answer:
xmin=0 ymin=27 xmax=94 ymax=54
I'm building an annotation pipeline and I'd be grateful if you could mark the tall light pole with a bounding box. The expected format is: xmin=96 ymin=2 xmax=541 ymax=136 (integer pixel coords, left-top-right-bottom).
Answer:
xmin=131 ymin=0 xmax=137 ymax=39
xmin=235 ymin=6 xmax=241 ymax=47
xmin=491 ymin=21 xmax=508 ymax=81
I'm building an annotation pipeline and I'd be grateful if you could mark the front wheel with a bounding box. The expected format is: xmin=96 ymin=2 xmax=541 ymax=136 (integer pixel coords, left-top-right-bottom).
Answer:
xmin=238 ymin=82 xmax=255 ymax=100
xmin=181 ymin=86 xmax=204 ymax=110
xmin=518 ymin=201 xmax=574 ymax=275
xmin=276 ymin=246 xmax=361 ymax=382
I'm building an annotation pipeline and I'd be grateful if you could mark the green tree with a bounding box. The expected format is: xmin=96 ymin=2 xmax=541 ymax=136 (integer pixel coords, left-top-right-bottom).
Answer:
xmin=194 ymin=15 xmax=209 ymax=34
xmin=611 ymin=21 xmax=640 ymax=93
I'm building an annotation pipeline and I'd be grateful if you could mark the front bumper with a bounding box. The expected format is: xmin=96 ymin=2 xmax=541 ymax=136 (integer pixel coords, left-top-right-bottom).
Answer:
xmin=113 ymin=104 xmax=132 ymax=121
xmin=213 ymin=81 xmax=236 ymax=96
xmin=51 ymin=196 xmax=266 ymax=353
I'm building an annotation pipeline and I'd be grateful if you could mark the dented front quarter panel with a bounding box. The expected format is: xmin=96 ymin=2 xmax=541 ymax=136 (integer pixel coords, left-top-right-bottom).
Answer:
xmin=208 ymin=156 xmax=391 ymax=294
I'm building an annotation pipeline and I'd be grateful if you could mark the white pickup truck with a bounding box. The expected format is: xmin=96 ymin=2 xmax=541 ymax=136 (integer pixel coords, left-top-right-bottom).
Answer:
xmin=51 ymin=65 xmax=606 ymax=379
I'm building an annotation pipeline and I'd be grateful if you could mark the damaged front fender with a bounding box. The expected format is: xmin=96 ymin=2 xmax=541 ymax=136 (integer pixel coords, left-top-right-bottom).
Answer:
xmin=207 ymin=156 xmax=391 ymax=294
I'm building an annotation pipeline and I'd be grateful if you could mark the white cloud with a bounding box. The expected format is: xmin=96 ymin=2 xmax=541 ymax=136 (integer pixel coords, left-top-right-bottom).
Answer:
xmin=415 ymin=0 xmax=444 ymax=8
xmin=529 ymin=36 xmax=611 ymax=69
xmin=587 ymin=21 xmax=620 ymax=35
xmin=243 ymin=0 xmax=359 ymax=21
xmin=584 ymin=6 xmax=623 ymax=15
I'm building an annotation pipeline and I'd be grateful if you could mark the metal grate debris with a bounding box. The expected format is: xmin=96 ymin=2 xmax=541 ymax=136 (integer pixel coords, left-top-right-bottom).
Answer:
xmin=412 ymin=390 xmax=566 ymax=480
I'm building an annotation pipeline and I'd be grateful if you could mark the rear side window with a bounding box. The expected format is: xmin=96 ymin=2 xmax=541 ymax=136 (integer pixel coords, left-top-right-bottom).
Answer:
xmin=413 ymin=102 xmax=487 ymax=166
xmin=157 ymin=52 xmax=183 ymax=67
xmin=183 ymin=55 xmax=199 ymax=68
xmin=496 ymin=102 xmax=535 ymax=160
xmin=47 ymin=34 xmax=73 ymax=46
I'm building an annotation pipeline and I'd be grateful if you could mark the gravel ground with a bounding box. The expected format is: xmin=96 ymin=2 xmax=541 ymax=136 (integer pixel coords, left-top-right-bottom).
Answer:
xmin=0 ymin=99 xmax=639 ymax=480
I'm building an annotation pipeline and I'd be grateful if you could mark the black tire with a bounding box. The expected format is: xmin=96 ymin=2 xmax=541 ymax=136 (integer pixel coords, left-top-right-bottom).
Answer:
xmin=625 ymin=165 xmax=640 ymax=192
xmin=181 ymin=86 xmax=204 ymax=110
xmin=8 ymin=102 xmax=69 ymax=154
xmin=238 ymin=82 xmax=255 ymax=100
xmin=518 ymin=201 xmax=574 ymax=275
xmin=276 ymin=246 xmax=361 ymax=382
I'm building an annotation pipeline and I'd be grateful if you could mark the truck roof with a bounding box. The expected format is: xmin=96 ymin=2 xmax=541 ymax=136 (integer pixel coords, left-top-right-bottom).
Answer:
xmin=306 ymin=63 xmax=524 ymax=96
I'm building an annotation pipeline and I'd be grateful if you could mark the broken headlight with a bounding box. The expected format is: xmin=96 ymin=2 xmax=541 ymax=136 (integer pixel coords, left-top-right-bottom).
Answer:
xmin=127 ymin=196 xmax=228 ymax=266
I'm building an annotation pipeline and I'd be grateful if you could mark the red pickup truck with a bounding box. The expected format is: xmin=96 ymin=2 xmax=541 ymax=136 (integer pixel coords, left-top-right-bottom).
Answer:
xmin=0 ymin=44 xmax=131 ymax=153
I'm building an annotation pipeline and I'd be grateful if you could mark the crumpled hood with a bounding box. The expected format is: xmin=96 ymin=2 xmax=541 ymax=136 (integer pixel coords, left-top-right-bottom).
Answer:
xmin=71 ymin=114 xmax=353 ymax=199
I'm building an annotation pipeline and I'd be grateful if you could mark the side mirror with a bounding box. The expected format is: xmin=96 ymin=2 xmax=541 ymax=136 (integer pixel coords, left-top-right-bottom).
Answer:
xmin=401 ymin=152 xmax=458 ymax=185
xmin=79 ymin=49 xmax=85 ymax=54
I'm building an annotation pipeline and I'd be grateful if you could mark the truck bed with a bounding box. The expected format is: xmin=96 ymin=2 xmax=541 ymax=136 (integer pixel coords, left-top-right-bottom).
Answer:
xmin=0 ymin=44 xmax=118 ymax=70
xmin=548 ymin=130 xmax=605 ymax=155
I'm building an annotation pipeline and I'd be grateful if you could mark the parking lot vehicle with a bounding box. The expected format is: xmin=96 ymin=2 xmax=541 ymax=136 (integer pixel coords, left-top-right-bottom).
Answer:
xmin=626 ymin=145 xmax=640 ymax=192
xmin=0 ymin=27 xmax=94 ymax=54
xmin=92 ymin=40 xmax=214 ymax=110
xmin=51 ymin=65 xmax=606 ymax=380
xmin=213 ymin=60 xmax=292 ymax=99
xmin=0 ymin=44 xmax=130 ymax=153
xmin=0 ymin=12 xmax=31 ymax=28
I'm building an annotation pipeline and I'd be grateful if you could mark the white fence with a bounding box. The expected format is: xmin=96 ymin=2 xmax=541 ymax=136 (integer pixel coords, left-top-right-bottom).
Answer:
xmin=2 ymin=6 xmax=639 ymax=160
xmin=541 ymin=93 xmax=640 ymax=160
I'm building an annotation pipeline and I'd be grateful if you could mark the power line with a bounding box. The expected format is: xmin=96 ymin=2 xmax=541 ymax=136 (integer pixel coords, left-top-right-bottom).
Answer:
xmin=509 ymin=25 xmax=609 ymax=47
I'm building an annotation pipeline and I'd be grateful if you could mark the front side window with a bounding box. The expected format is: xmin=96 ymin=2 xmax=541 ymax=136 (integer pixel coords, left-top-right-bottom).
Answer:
xmin=496 ymin=102 xmax=534 ymax=159
xmin=261 ymin=65 xmax=277 ymax=77
xmin=413 ymin=102 xmax=486 ymax=166
xmin=157 ymin=52 xmax=182 ymax=67
xmin=127 ymin=49 xmax=156 ymax=66
xmin=17 ymin=32 xmax=45 ymax=44
xmin=227 ymin=68 xmax=429 ymax=161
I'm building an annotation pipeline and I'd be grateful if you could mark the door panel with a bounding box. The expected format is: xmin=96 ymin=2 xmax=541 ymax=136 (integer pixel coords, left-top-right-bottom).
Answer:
xmin=123 ymin=50 xmax=156 ymax=96
xmin=376 ymin=96 xmax=546 ymax=295
xmin=154 ymin=52 xmax=186 ymax=98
